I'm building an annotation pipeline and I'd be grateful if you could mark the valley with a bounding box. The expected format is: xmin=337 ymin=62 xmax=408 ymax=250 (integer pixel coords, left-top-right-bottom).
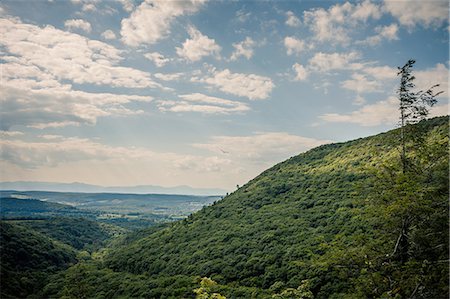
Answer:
xmin=1 ymin=117 xmax=448 ymax=298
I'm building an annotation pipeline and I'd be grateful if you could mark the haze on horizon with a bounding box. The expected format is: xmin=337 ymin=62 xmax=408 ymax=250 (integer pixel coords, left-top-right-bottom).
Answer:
xmin=0 ymin=0 xmax=448 ymax=191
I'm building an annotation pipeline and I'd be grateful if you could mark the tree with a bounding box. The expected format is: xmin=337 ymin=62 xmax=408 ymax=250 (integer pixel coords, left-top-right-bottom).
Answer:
xmin=361 ymin=60 xmax=447 ymax=297
xmin=194 ymin=277 xmax=226 ymax=299
xmin=397 ymin=59 xmax=442 ymax=172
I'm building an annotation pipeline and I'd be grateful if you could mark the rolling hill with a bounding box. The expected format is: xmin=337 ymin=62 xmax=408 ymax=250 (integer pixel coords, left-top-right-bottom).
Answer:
xmin=102 ymin=116 xmax=448 ymax=298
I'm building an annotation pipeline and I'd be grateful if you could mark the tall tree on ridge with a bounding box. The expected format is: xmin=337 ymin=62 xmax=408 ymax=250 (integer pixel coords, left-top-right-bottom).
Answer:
xmin=397 ymin=59 xmax=442 ymax=173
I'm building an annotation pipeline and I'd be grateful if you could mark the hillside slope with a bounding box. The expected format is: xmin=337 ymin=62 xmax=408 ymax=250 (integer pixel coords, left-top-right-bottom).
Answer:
xmin=101 ymin=117 xmax=448 ymax=298
xmin=0 ymin=222 xmax=78 ymax=299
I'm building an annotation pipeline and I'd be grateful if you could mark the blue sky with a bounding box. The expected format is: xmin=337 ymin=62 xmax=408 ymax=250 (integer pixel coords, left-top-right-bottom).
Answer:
xmin=0 ymin=0 xmax=448 ymax=191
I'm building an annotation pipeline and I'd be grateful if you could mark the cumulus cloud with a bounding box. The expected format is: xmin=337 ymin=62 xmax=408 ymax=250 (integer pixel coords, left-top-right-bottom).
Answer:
xmin=176 ymin=26 xmax=221 ymax=62
xmin=230 ymin=37 xmax=255 ymax=61
xmin=284 ymin=36 xmax=304 ymax=56
xmin=158 ymin=93 xmax=249 ymax=114
xmin=303 ymin=0 xmax=381 ymax=44
xmin=121 ymin=0 xmax=207 ymax=46
xmin=383 ymin=0 xmax=449 ymax=28
xmin=154 ymin=72 xmax=183 ymax=81
xmin=82 ymin=3 xmax=96 ymax=11
xmin=0 ymin=81 xmax=152 ymax=129
xmin=64 ymin=19 xmax=92 ymax=33
xmin=193 ymin=68 xmax=275 ymax=100
xmin=0 ymin=18 xmax=160 ymax=89
xmin=144 ymin=52 xmax=171 ymax=67
xmin=362 ymin=65 xmax=397 ymax=80
xmin=360 ymin=23 xmax=399 ymax=45
xmin=285 ymin=11 xmax=300 ymax=27
xmin=292 ymin=63 xmax=308 ymax=81
xmin=117 ymin=0 xmax=134 ymax=12
xmin=101 ymin=29 xmax=116 ymax=40
xmin=308 ymin=51 xmax=362 ymax=72
xmin=341 ymin=73 xmax=381 ymax=93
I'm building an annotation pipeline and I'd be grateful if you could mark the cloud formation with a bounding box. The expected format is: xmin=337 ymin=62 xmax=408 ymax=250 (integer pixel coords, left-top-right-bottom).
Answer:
xmin=0 ymin=18 xmax=160 ymax=89
xmin=158 ymin=93 xmax=249 ymax=114
xmin=308 ymin=51 xmax=362 ymax=73
xmin=360 ymin=23 xmax=399 ymax=45
xmin=304 ymin=1 xmax=381 ymax=44
xmin=64 ymin=19 xmax=92 ymax=33
xmin=230 ymin=37 xmax=255 ymax=61
xmin=176 ymin=26 xmax=221 ymax=62
xmin=285 ymin=11 xmax=300 ymax=27
xmin=284 ymin=36 xmax=304 ymax=56
xmin=0 ymin=82 xmax=152 ymax=129
xmin=292 ymin=63 xmax=308 ymax=81
xmin=120 ymin=0 xmax=207 ymax=46
xmin=101 ymin=29 xmax=116 ymax=40
xmin=193 ymin=69 xmax=275 ymax=100
xmin=383 ymin=0 xmax=449 ymax=28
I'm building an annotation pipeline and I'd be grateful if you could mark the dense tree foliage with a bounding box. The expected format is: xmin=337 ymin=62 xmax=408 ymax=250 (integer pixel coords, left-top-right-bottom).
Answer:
xmin=104 ymin=117 xmax=448 ymax=298
xmin=0 ymin=221 xmax=77 ymax=298
xmin=2 ymin=117 xmax=447 ymax=298
xmin=15 ymin=218 xmax=117 ymax=251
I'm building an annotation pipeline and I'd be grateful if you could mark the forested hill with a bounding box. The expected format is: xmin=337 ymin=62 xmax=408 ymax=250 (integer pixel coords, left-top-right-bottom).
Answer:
xmin=105 ymin=116 xmax=449 ymax=298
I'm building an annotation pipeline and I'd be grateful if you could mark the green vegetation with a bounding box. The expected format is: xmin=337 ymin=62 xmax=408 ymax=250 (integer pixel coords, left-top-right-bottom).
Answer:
xmin=0 ymin=197 xmax=88 ymax=218
xmin=1 ymin=116 xmax=447 ymax=298
xmin=11 ymin=217 xmax=118 ymax=251
xmin=103 ymin=116 xmax=448 ymax=298
xmin=0 ymin=221 xmax=77 ymax=298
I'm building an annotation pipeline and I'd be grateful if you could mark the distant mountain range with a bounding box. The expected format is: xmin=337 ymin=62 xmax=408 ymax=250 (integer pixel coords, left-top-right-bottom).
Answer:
xmin=0 ymin=181 xmax=226 ymax=196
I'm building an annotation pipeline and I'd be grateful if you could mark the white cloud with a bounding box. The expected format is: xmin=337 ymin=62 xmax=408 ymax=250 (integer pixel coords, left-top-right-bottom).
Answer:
xmin=154 ymin=72 xmax=183 ymax=81
xmin=341 ymin=73 xmax=381 ymax=93
xmin=101 ymin=29 xmax=116 ymax=40
xmin=176 ymin=26 xmax=221 ymax=62
xmin=0 ymin=80 xmax=152 ymax=129
xmin=0 ymin=131 xmax=24 ymax=138
xmin=320 ymin=95 xmax=448 ymax=126
xmin=0 ymin=18 xmax=160 ymax=89
xmin=320 ymin=97 xmax=398 ymax=126
xmin=64 ymin=19 xmax=92 ymax=33
xmin=0 ymin=135 xmax=232 ymax=176
xmin=383 ymin=0 xmax=449 ymax=28
xmin=120 ymin=0 xmax=207 ymax=46
xmin=304 ymin=1 xmax=381 ymax=44
xmin=414 ymin=63 xmax=449 ymax=98
xmin=284 ymin=36 xmax=304 ymax=56
xmin=230 ymin=37 xmax=255 ymax=61
xmin=285 ymin=11 xmax=300 ymax=27
xmin=308 ymin=51 xmax=362 ymax=73
xmin=292 ymin=63 xmax=308 ymax=81
xmin=194 ymin=132 xmax=330 ymax=163
xmin=360 ymin=23 xmax=399 ymax=45
xmin=144 ymin=52 xmax=170 ymax=67
xmin=193 ymin=68 xmax=275 ymax=100
xmin=158 ymin=93 xmax=249 ymax=114
xmin=82 ymin=3 xmax=96 ymax=11
xmin=117 ymin=0 xmax=134 ymax=12
xmin=351 ymin=0 xmax=382 ymax=21
xmin=363 ymin=65 xmax=397 ymax=80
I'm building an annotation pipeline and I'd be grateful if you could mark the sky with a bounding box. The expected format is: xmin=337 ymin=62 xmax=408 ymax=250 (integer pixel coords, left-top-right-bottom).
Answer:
xmin=0 ymin=0 xmax=448 ymax=191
